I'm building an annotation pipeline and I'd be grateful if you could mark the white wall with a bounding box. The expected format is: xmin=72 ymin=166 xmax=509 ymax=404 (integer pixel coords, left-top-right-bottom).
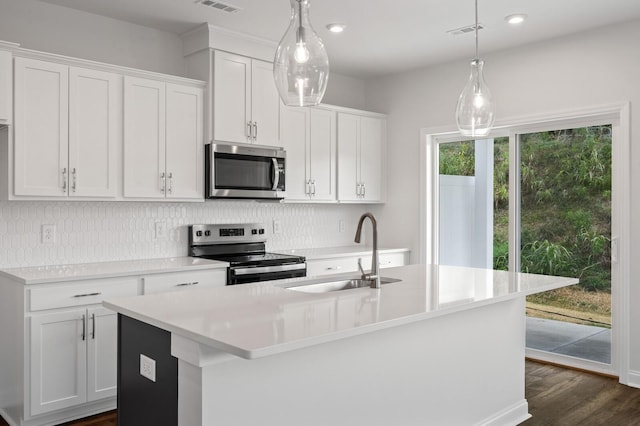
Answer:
xmin=365 ymin=19 xmax=640 ymax=378
xmin=323 ymin=73 xmax=368 ymax=111
xmin=0 ymin=0 xmax=186 ymax=76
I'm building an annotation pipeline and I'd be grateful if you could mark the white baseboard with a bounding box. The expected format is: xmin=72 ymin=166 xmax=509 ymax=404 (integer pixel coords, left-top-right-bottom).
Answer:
xmin=477 ymin=400 xmax=530 ymax=426
xmin=627 ymin=370 xmax=640 ymax=388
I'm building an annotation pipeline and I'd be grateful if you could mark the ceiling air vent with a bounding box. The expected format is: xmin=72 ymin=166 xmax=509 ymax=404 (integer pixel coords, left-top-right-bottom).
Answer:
xmin=194 ymin=0 xmax=240 ymax=13
xmin=447 ymin=23 xmax=485 ymax=36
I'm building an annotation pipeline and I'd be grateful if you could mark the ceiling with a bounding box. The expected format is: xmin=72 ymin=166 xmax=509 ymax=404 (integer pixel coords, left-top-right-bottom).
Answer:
xmin=39 ymin=0 xmax=640 ymax=78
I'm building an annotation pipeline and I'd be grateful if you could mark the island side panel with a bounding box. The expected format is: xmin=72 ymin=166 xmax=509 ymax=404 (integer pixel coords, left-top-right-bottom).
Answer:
xmin=177 ymin=297 xmax=529 ymax=426
xmin=118 ymin=315 xmax=178 ymax=426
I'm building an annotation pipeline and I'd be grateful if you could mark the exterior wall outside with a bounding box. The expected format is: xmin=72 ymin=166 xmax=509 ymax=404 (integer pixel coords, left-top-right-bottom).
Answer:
xmin=364 ymin=19 xmax=640 ymax=379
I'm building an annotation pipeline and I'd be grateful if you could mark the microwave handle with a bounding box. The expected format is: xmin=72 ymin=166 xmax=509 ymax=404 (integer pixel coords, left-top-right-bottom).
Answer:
xmin=271 ymin=158 xmax=280 ymax=190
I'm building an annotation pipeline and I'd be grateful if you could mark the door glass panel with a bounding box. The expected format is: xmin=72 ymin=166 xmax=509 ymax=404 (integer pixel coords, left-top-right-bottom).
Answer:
xmin=214 ymin=153 xmax=272 ymax=190
xmin=521 ymin=126 xmax=612 ymax=364
xmin=438 ymin=137 xmax=509 ymax=269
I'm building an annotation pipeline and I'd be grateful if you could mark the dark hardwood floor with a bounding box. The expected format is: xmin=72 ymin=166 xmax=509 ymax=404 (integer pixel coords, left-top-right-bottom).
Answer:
xmin=2 ymin=361 xmax=640 ymax=425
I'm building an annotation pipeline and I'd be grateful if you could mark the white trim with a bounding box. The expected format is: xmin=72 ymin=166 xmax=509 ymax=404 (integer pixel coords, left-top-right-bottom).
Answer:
xmin=525 ymin=348 xmax=616 ymax=377
xmin=476 ymin=400 xmax=530 ymax=426
xmin=13 ymin=48 xmax=205 ymax=88
xmin=420 ymin=102 xmax=632 ymax=382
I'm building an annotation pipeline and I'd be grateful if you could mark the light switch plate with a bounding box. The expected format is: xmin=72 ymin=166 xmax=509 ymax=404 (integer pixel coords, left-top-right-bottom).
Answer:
xmin=140 ymin=354 xmax=156 ymax=382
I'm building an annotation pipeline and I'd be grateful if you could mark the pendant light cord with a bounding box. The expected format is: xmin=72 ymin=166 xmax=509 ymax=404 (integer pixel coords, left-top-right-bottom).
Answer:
xmin=474 ymin=0 xmax=479 ymax=60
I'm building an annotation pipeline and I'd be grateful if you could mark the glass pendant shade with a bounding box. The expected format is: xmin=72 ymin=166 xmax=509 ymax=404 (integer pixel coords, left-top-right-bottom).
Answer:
xmin=274 ymin=0 xmax=329 ymax=107
xmin=455 ymin=59 xmax=495 ymax=137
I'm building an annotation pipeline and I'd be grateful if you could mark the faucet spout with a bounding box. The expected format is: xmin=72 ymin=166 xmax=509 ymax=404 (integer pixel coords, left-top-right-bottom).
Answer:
xmin=354 ymin=212 xmax=380 ymax=289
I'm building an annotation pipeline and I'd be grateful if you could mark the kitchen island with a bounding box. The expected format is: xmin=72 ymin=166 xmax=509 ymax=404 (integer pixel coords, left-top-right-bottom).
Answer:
xmin=104 ymin=264 xmax=577 ymax=426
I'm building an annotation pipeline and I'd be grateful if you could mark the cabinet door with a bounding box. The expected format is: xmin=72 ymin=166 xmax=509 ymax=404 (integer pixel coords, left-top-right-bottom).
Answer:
xmin=337 ymin=113 xmax=359 ymax=201
xmin=213 ymin=51 xmax=251 ymax=144
xmin=251 ymin=59 xmax=280 ymax=146
xmin=309 ymin=108 xmax=336 ymax=201
xmin=0 ymin=49 xmax=11 ymax=123
xmin=14 ymin=58 xmax=69 ymax=197
xmin=359 ymin=116 xmax=384 ymax=202
xmin=69 ymin=67 xmax=119 ymax=198
xmin=279 ymin=105 xmax=309 ymax=200
xmin=166 ymin=83 xmax=204 ymax=199
xmin=87 ymin=307 xmax=117 ymax=402
xmin=29 ymin=310 xmax=87 ymax=416
xmin=123 ymin=76 xmax=166 ymax=198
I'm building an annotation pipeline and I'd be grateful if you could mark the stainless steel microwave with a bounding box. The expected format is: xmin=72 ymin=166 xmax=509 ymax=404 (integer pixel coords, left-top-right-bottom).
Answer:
xmin=205 ymin=143 xmax=286 ymax=200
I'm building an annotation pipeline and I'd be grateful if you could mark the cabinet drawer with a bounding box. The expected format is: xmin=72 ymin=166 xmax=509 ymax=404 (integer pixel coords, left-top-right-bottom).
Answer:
xmin=379 ymin=252 xmax=409 ymax=268
xmin=306 ymin=256 xmax=363 ymax=277
xmin=29 ymin=278 xmax=139 ymax=312
xmin=143 ymin=269 xmax=227 ymax=294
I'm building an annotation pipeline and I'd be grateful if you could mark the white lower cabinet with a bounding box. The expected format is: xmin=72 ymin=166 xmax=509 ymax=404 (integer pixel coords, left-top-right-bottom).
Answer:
xmin=306 ymin=250 xmax=410 ymax=277
xmin=143 ymin=269 xmax=227 ymax=294
xmin=29 ymin=307 xmax=117 ymax=416
xmin=25 ymin=277 xmax=138 ymax=419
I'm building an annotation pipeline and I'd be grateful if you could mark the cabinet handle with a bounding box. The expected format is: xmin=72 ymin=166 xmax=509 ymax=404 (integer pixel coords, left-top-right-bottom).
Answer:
xmin=312 ymin=179 xmax=316 ymax=195
xmin=362 ymin=182 xmax=366 ymax=198
xmin=356 ymin=183 xmax=361 ymax=197
xmin=81 ymin=314 xmax=86 ymax=341
xmin=253 ymin=122 xmax=258 ymax=141
xmin=72 ymin=168 xmax=77 ymax=193
xmin=73 ymin=292 xmax=102 ymax=298
xmin=167 ymin=172 xmax=173 ymax=194
xmin=62 ymin=168 xmax=67 ymax=193
xmin=176 ymin=281 xmax=199 ymax=287
xmin=306 ymin=179 xmax=311 ymax=195
xmin=91 ymin=313 xmax=96 ymax=339
xmin=246 ymin=121 xmax=253 ymax=141
xmin=160 ymin=172 xmax=166 ymax=193
xmin=326 ymin=266 xmax=341 ymax=270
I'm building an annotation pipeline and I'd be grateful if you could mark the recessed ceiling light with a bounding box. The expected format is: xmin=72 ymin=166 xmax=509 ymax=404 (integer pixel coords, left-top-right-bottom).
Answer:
xmin=326 ymin=23 xmax=346 ymax=33
xmin=505 ymin=14 xmax=527 ymax=25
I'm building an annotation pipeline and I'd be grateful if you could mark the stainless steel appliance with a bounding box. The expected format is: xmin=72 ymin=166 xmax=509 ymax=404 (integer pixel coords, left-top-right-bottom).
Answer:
xmin=205 ymin=143 xmax=286 ymax=200
xmin=188 ymin=223 xmax=305 ymax=284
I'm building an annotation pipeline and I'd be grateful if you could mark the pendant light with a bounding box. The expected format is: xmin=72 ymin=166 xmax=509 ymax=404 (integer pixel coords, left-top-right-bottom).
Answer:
xmin=273 ymin=0 xmax=329 ymax=107
xmin=455 ymin=0 xmax=495 ymax=137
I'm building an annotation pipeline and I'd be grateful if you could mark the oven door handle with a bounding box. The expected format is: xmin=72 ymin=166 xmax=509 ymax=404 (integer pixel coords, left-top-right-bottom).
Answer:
xmin=232 ymin=263 xmax=306 ymax=276
xmin=271 ymin=158 xmax=280 ymax=191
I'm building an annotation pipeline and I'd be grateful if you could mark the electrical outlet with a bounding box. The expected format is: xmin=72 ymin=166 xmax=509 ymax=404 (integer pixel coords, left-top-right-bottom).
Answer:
xmin=155 ymin=222 xmax=167 ymax=239
xmin=273 ymin=219 xmax=282 ymax=234
xmin=41 ymin=224 xmax=56 ymax=244
xmin=339 ymin=220 xmax=345 ymax=233
xmin=140 ymin=354 xmax=156 ymax=382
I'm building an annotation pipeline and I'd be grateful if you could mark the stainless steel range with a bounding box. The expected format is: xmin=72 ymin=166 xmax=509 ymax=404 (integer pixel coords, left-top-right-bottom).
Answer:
xmin=188 ymin=223 xmax=306 ymax=285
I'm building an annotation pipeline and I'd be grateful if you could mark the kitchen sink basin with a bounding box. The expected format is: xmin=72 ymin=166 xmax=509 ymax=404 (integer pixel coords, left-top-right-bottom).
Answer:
xmin=286 ymin=277 xmax=401 ymax=293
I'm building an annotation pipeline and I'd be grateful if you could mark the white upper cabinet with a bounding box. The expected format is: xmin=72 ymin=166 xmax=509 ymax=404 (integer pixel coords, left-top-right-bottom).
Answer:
xmin=123 ymin=76 xmax=166 ymax=199
xmin=124 ymin=76 xmax=204 ymax=201
xmin=0 ymin=48 xmax=12 ymax=124
xmin=213 ymin=50 xmax=279 ymax=146
xmin=337 ymin=112 xmax=385 ymax=203
xmin=279 ymin=106 xmax=336 ymax=202
xmin=166 ymin=83 xmax=204 ymax=199
xmin=309 ymin=108 xmax=337 ymax=201
xmin=69 ymin=67 xmax=119 ymax=198
xmin=14 ymin=58 xmax=69 ymax=197
xmin=13 ymin=58 xmax=119 ymax=199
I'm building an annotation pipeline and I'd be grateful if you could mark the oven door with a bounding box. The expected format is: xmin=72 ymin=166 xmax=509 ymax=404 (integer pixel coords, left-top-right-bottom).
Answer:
xmin=207 ymin=143 xmax=286 ymax=199
xmin=228 ymin=263 xmax=306 ymax=285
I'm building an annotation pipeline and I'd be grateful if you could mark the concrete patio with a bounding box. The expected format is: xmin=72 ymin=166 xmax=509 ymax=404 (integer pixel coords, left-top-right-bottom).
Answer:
xmin=526 ymin=317 xmax=611 ymax=364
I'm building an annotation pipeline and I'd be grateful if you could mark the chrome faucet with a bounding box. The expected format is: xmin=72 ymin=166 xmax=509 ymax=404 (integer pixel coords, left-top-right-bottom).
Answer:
xmin=354 ymin=212 xmax=380 ymax=289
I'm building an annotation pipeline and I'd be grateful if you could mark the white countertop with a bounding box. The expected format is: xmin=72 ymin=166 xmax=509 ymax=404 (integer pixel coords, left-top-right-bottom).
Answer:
xmin=0 ymin=257 xmax=228 ymax=284
xmin=284 ymin=245 xmax=410 ymax=260
xmin=104 ymin=264 xmax=578 ymax=360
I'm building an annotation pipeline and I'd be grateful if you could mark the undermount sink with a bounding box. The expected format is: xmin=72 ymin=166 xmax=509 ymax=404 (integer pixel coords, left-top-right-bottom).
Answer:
xmin=286 ymin=277 xmax=401 ymax=293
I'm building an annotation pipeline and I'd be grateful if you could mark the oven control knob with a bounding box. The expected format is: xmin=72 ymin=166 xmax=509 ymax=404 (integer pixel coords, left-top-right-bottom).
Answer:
xmin=258 ymin=228 xmax=265 ymax=235
xmin=251 ymin=229 xmax=258 ymax=235
xmin=204 ymin=230 xmax=211 ymax=237
xmin=196 ymin=231 xmax=203 ymax=237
